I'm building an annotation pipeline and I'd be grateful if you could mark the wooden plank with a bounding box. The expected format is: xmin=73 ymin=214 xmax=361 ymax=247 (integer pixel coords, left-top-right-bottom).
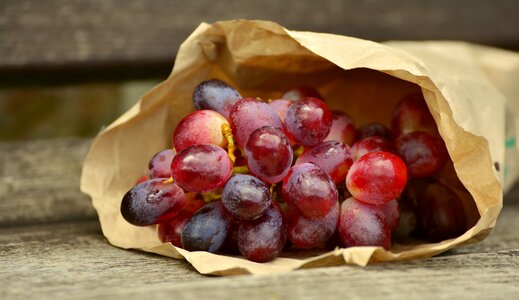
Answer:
xmin=1 ymin=0 xmax=518 ymax=83
xmin=1 ymin=205 xmax=518 ymax=299
xmin=0 ymin=138 xmax=96 ymax=226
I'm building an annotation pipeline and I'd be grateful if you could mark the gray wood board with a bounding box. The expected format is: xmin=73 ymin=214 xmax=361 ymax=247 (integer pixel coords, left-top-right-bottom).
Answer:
xmin=2 ymin=0 xmax=519 ymax=70
xmin=0 ymin=138 xmax=96 ymax=226
xmin=1 ymin=204 xmax=518 ymax=299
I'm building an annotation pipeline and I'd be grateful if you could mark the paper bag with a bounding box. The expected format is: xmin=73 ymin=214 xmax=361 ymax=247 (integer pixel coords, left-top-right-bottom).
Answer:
xmin=80 ymin=20 xmax=519 ymax=275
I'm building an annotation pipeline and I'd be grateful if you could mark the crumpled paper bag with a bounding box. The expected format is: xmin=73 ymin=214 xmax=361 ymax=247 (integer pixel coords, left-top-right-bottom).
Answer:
xmin=80 ymin=20 xmax=519 ymax=276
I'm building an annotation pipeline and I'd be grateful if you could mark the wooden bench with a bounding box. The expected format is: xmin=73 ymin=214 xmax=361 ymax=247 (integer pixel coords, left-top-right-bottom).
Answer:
xmin=1 ymin=1 xmax=519 ymax=298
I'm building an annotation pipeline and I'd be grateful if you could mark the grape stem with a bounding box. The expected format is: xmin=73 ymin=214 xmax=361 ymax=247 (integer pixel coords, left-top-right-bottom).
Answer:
xmin=233 ymin=165 xmax=249 ymax=174
xmin=201 ymin=191 xmax=221 ymax=203
xmin=221 ymin=124 xmax=236 ymax=163
xmin=162 ymin=177 xmax=174 ymax=184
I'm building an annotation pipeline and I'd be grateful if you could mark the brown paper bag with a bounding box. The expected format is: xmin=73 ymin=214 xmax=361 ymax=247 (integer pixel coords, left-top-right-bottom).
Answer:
xmin=80 ymin=20 xmax=519 ymax=276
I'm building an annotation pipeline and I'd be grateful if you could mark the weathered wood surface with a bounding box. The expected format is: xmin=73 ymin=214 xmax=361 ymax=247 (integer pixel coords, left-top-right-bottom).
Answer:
xmin=0 ymin=204 xmax=517 ymax=299
xmin=2 ymin=0 xmax=519 ymax=83
xmin=0 ymin=138 xmax=96 ymax=226
xmin=0 ymin=138 xmax=518 ymax=299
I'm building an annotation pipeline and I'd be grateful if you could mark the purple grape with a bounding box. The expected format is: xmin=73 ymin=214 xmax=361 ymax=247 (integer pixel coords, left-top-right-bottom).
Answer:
xmin=121 ymin=179 xmax=185 ymax=226
xmin=181 ymin=201 xmax=233 ymax=252
xmin=222 ymin=174 xmax=271 ymax=220
xmin=238 ymin=205 xmax=286 ymax=262
xmin=192 ymin=79 xmax=241 ymax=119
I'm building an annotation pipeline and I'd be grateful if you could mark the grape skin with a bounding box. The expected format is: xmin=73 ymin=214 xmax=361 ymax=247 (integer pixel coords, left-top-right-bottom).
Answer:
xmin=338 ymin=197 xmax=391 ymax=250
xmin=171 ymin=144 xmax=232 ymax=193
xmin=148 ymin=149 xmax=175 ymax=179
xmin=245 ymin=126 xmax=293 ymax=184
xmin=222 ymin=174 xmax=271 ymax=220
xmin=173 ymin=110 xmax=229 ymax=152
xmin=282 ymin=163 xmax=338 ymax=219
xmin=395 ymin=131 xmax=448 ymax=177
xmin=284 ymin=97 xmax=332 ymax=146
xmin=181 ymin=201 xmax=233 ymax=253
xmin=324 ymin=111 xmax=357 ymax=146
xmin=192 ymin=79 xmax=242 ymax=119
xmin=287 ymin=201 xmax=339 ymax=249
xmin=121 ymin=179 xmax=185 ymax=226
xmin=238 ymin=205 xmax=286 ymax=262
xmin=295 ymin=140 xmax=353 ymax=184
xmin=229 ymin=98 xmax=284 ymax=148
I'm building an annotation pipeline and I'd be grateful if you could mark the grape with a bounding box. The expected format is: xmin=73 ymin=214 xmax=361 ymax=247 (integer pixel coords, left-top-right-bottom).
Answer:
xmin=351 ymin=136 xmax=394 ymax=161
xmin=268 ymin=99 xmax=293 ymax=122
xmin=181 ymin=201 xmax=233 ymax=252
xmin=324 ymin=111 xmax=356 ymax=146
xmin=357 ymin=123 xmax=392 ymax=141
xmin=220 ymin=219 xmax=240 ymax=254
xmin=222 ymin=174 xmax=271 ymax=220
xmin=282 ymin=86 xmax=323 ymax=101
xmin=415 ymin=182 xmax=467 ymax=242
xmin=285 ymin=97 xmax=332 ymax=146
xmin=379 ymin=199 xmax=400 ymax=232
xmin=338 ymin=197 xmax=391 ymax=250
xmin=287 ymin=201 xmax=339 ymax=249
xmin=245 ymin=126 xmax=293 ymax=183
xmin=192 ymin=79 xmax=242 ymax=119
xmin=238 ymin=205 xmax=286 ymax=262
xmin=394 ymin=197 xmax=418 ymax=239
xmin=121 ymin=179 xmax=185 ymax=226
xmin=158 ymin=210 xmax=193 ymax=247
xmin=295 ymin=140 xmax=353 ymax=184
xmin=391 ymin=92 xmax=438 ymax=138
xmin=346 ymin=151 xmax=407 ymax=205
xmin=173 ymin=110 xmax=229 ymax=152
xmin=171 ymin=144 xmax=232 ymax=192
xmin=395 ymin=131 xmax=448 ymax=177
xmin=148 ymin=149 xmax=175 ymax=179
xmin=282 ymin=163 xmax=338 ymax=218
xmin=229 ymin=98 xmax=284 ymax=148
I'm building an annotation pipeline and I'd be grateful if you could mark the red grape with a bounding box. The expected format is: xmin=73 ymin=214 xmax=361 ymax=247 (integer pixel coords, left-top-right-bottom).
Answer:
xmin=158 ymin=210 xmax=193 ymax=247
xmin=245 ymin=126 xmax=293 ymax=184
xmin=415 ymin=182 xmax=467 ymax=242
xmin=395 ymin=131 xmax=448 ymax=177
xmin=148 ymin=149 xmax=175 ymax=179
xmin=229 ymin=98 xmax=284 ymax=148
xmin=181 ymin=201 xmax=233 ymax=252
xmin=346 ymin=151 xmax=407 ymax=205
xmin=268 ymin=99 xmax=293 ymax=122
xmin=285 ymin=97 xmax=332 ymax=146
xmin=287 ymin=201 xmax=339 ymax=249
xmin=357 ymin=123 xmax=392 ymax=141
xmin=173 ymin=110 xmax=229 ymax=152
xmin=295 ymin=140 xmax=353 ymax=184
xmin=222 ymin=174 xmax=271 ymax=220
xmin=282 ymin=163 xmax=338 ymax=218
xmin=324 ymin=111 xmax=356 ymax=146
xmin=238 ymin=205 xmax=286 ymax=262
xmin=338 ymin=197 xmax=391 ymax=250
xmin=193 ymin=79 xmax=241 ymax=119
xmin=282 ymin=86 xmax=322 ymax=101
xmin=121 ymin=179 xmax=185 ymax=226
xmin=351 ymin=136 xmax=394 ymax=161
xmin=171 ymin=144 xmax=232 ymax=192
xmin=379 ymin=199 xmax=400 ymax=232
xmin=391 ymin=92 xmax=437 ymax=138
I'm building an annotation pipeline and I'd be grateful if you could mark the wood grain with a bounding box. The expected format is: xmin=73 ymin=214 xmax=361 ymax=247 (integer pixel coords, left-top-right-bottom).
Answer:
xmin=1 ymin=205 xmax=518 ymax=299
xmin=0 ymin=138 xmax=96 ymax=226
xmin=1 ymin=0 xmax=519 ymax=83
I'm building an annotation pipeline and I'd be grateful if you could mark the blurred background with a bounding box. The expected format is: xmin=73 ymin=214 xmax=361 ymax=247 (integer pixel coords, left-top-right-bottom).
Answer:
xmin=1 ymin=0 xmax=519 ymax=141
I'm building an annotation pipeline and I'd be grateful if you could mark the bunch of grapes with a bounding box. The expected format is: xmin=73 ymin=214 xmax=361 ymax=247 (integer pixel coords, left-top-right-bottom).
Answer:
xmin=121 ymin=80 xmax=468 ymax=262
